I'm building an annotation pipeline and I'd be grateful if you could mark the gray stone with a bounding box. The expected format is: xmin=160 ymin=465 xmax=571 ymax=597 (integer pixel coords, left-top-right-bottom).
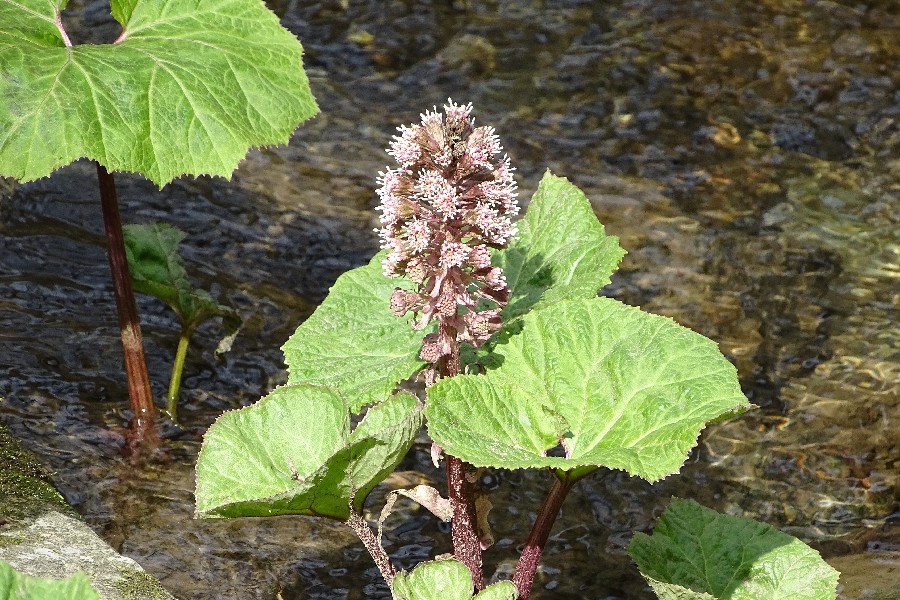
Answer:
xmin=0 ymin=424 xmax=177 ymax=600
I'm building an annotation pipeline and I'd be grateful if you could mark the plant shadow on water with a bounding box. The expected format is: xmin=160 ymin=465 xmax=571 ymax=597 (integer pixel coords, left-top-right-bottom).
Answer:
xmin=1 ymin=0 xmax=899 ymax=599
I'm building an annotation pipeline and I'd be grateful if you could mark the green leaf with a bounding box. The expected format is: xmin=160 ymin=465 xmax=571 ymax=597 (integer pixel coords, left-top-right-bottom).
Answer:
xmin=194 ymin=385 xmax=422 ymax=520
xmin=123 ymin=222 xmax=236 ymax=329
xmin=639 ymin=582 xmax=715 ymax=600
xmin=0 ymin=0 xmax=318 ymax=186
xmin=427 ymin=298 xmax=749 ymax=481
xmin=0 ymin=560 xmax=99 ymax=600
xmin=391 ymin=559 xmax=518 ymax=600
xmin=497 ymin=171 xmax=625 ymax=322
xmin=628 ymin=499 xmax=840 ymax=600
xmin=283 ymin=251 xmax=428 ymax=412
xmin=474 ymin=582 xmax=518 ymax=600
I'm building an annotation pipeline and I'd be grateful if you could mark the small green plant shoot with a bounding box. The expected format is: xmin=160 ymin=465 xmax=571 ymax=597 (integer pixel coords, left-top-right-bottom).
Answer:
xmin=0 ymin=0 xmax=317 ymax=449
xmin=124 ymin=222 xmax=240 ymax=422
xmin=194 ymin=102 xmax=839 ymax=599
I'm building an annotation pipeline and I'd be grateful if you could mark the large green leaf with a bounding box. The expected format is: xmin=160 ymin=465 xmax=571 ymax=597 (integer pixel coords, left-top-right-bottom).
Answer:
xmin=628 ymin=499 xmax=839 ymax=600
xmin=427 ymin=298 xmax=749 ymax=481
xmin=124 ymin=222 xmax=236 ymax=328
xmin=283 ymin=251 xmax=428 ymax=412
xmin=0 ymin=0 xmax=317 ymax=186
xmin=391 ymin=559 xmax=517 ymax=600
xmin=496 ymin=171 xmax=625 ymax=322
xmin=194 ymin=385 xmax=422 ymax=520
xmin=0 ymin=560 xmax=99 ymax=600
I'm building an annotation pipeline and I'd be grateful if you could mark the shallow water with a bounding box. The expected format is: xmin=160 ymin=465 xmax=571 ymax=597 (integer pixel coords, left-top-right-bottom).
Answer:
xmin=1 ymin=1 xmax=898 ymax=598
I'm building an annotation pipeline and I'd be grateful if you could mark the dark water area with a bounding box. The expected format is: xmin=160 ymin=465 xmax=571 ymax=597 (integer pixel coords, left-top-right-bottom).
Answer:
xmin=1 ymin=1 xmax=898 ymax=598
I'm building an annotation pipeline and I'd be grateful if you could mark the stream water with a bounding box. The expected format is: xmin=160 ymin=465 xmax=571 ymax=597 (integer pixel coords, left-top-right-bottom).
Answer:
xmin=1 ymin=1 xmax=898 ymax=598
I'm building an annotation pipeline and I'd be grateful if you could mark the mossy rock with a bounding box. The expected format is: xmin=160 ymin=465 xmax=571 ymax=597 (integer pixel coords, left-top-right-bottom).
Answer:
xmin=0 ymin=422 xmax=72 ymax=525
xmin=0 ymin=423 xmax=178 ymax=599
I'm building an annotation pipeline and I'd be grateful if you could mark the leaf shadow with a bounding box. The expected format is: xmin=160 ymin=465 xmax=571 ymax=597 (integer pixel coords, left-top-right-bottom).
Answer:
xmin=500 ymin=246 xmax=555 ymax=323
xmin=468 ymin=247 xmax=555 ymax=371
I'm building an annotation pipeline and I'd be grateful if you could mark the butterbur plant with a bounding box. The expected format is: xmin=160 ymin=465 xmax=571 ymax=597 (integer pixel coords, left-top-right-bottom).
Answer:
xmin=195 ymin=102 xmax=839 ymax=599
xmin=0 ymin=560 xmax=98 ymax=599
xmin=0 ymin=0 xmax=317 ymax=449
xmin=378 ymin=101 xmax=517 ymax=583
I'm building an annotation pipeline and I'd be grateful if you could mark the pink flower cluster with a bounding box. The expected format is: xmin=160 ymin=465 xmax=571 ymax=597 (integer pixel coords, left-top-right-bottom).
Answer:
xmin=376 ymin=100 xmax=518 ymax=375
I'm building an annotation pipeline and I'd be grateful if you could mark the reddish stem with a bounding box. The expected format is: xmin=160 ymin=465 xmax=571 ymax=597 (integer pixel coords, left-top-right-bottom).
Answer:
xmin=434 ymin=326 xmax=485 ymax=590
xmin=96 ymin=163 xmax=158 ymax=452
xmin=512 ymin=475 xmax=576 ymax=598
xmin=446 ymin=454 xmax=484 ymax=590
xmin=54 ymin=10 xmax=72 ymax=47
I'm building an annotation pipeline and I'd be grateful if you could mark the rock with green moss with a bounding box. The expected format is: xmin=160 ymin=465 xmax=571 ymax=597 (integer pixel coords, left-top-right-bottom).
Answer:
xmin=0 ymin=424 xmax=177 ymax=600
xmin=0 ymin=423 xmax=72 ymax=525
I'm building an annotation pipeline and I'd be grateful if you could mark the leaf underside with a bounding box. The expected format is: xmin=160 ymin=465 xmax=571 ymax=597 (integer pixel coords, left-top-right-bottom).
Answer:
xmin=0 ymin=0 xmax=318 ymax=186
xmin=123 ymin=222 xmax=233 ymax=326
xmin=427 ymin=297 xmax=750 ymax=481
xmin=628 ymin=499 xmax=839 ymax=600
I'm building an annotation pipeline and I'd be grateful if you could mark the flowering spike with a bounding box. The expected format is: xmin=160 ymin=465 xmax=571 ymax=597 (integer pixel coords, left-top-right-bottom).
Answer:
xmin=376 ymin=100 xmax=518 ymax=376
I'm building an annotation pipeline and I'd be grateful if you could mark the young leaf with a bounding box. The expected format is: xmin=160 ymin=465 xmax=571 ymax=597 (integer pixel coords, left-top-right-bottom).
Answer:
xmin=124 ymin=222 xmax=241 ymax=419
xmin=391 ymin=559 xmax=518 ymax=600
xmin=194 ymin=385 xmax=422 ymax=521
xmin=282 ymin=252 xmax=428 ymax=412
xmin=628 ymin=499 xmax=839 ymax=600
xmin=123 ymin=222 xmax=236 ymax=329
xmin=427 ymin=297 xmax=749 ymax=482
xmin=0 ymin=0 xmax=318 ymax=186
xmin=0 ymin=560 xmax=99 ymax=600
xmin=496 ymin=171 xmax=626 ymax=322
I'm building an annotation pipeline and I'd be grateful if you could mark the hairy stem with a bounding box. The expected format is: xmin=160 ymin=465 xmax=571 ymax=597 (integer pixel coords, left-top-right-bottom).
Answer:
xmin=166 ymin=328 xmax=192 ymax=422
xmin=347 ymin=512 xmax=396 ymax=585
xmin=446 ymin=454 xmax=484 ymax=590
xmin=97 ymin=163 xmax=157 ymax=451
xmin=437 ymin=325 xmax=485 ymax=590
xmin=54 ymin=10 xmax=72 ymax=47
xmin=512 ymin=475 xmax=576 ymax=598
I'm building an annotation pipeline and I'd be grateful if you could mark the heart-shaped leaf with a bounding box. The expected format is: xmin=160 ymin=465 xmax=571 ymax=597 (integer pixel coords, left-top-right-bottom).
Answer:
xmin=282 ymin=251 xmax=428 ymax=412
xmin=496 ymin=171 xmax=625 ymax=322
xmin=0 ymin=0 xmax=317 ymax=186
xmin=195 ymin=385 xmax=422 ymax=521
xmin=391 ymin=559 xmax=518 ymax=600
xmin=0 ymin=560 xmax=99 ymax=600
xmin=427 ymin=297 xmax=749 ymax=481
xmin=628 ymin=499 xmax=839 ymax=600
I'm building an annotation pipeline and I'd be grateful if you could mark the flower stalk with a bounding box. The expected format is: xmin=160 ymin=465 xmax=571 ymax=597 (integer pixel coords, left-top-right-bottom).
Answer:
xmin=377 ymin=100 xmax=518 ymax=588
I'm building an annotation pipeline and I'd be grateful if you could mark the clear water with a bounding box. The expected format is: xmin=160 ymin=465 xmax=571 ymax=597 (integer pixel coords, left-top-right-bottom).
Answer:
xmin=1 ymin=1 xmax=897 ymax=598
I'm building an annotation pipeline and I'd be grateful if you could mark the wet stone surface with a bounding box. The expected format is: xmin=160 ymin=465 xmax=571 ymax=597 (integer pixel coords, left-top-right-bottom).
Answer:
xmin=1 ymin=0 xmax=898 ymax=598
